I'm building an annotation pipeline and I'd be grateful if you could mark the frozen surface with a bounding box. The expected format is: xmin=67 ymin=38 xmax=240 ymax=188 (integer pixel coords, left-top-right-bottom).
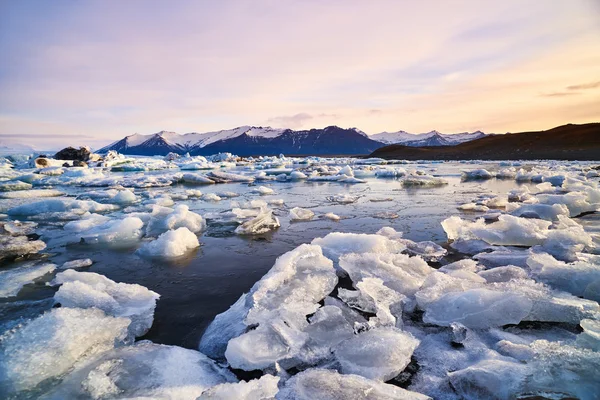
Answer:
xmin=334 ymin=327 xmax=420 ymax=381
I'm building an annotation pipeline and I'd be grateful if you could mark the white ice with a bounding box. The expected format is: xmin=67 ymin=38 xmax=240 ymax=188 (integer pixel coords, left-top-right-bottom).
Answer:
xmin=52 ymin=269 xmax=160 ymax=337
xmin=138 ymin=227 xmax=200 ymax=258
xmin=0 ymin=262 xmax=56 ymax=298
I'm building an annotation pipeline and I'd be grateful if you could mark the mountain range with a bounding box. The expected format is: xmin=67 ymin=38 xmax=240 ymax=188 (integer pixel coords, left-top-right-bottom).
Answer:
xmin=370 ymin=123 xmax=600 ymax=161
xmin=97 ymin=126 xmax=488 ymax=156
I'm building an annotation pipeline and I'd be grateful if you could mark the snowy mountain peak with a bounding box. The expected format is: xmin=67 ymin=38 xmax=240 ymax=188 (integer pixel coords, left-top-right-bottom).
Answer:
xmin=370 ymin=129 xmax=487 ymax=146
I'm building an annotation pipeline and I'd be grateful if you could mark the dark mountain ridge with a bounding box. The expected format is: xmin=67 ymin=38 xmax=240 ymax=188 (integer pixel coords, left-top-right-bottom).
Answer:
xmin=370 ymin=123 xmax=600 ymax=160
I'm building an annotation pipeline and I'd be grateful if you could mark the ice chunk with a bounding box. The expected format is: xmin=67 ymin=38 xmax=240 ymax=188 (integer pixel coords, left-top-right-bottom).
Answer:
xmin=575 ymin=319 xmax=600 ymax=351
xmin=138 ymin=227 xmax=200 ymax=258
xmin=415 ymin=271 xmax=483 ymax=309
xmin=146 ymin=204 xmax=206 ymax=237
xmin=478 ymin=266 xmax=529 ymax=283
xmin=474 ymin=248 xmax=531 ymax=268
xmin=312 ymin=231 xmax=406 ymax=264
xmin=289 ymin=207 xmax=314 ymax=221
xmin=235 ymin=208 xmax=280 ymax=235
xmin=289 ymin=170 xmax=307 ymax=180
xmin=198 ymin=375 xmax=279 ymax=400
xmin=0 ymin=189 xmax=63 ymax=199
xmin=526 ymin=252 xmax=600 ymax=299
xmin=439 ymin=259 xmax=483 ymax=273
xmin=52 ymin=269 xmax=160 ymax=337
xmin=203 ymin=244 xmax=336 ymax=363
xmin=208 ymin=170 xmax=254 ymax=183
xmin=423 ymin=288 xmax=532 ymax=328
xmin=63 ymin=212 xmax=111 ymax=232
xmin=0 ymin=180 xmax=32 ymax=191
xmin=402 ymin=239 xmax=447 ymax=262
xmin=458 ymin=203 xmax=489 ymax=212
xmin=181 ymin=172 xmax=215 ymax=184
xmin=295 ymin=305 xmax=356 ymax=365
xmin=334 ymin=328 xmax=419 ymax=381
xmin=60 ymin=258 xmax=93 ymax=269
xmin=80 ymin=216 xmax=144 ymax=245
xmin=202 ymin=193 xmax=222 ymax=201
xmin=80 ymin=188 xmax=138 ymax=205
xmin=43 ymin=341 xmax=236 ymax=400
xmin=462 ymin=169 xmax=493 ymax=180
xmin=482 ymin=195 xmax=508 ymax=209
xmin=252 ymin=185 xmax=275 ymax=195
xmin=448 ymin=359 xmax=528 ymax=400
xmin=524 ymin=340 xmax=600 ymax=400
xmin=0 ymin=262 xmax=56 ymax=298
xmin=8 ymin=199 xmax=117 ymax=218
xmin=276 ymin=369 xmax=430 ymax=400
xmin=223 ymin=245 xmax=336 ymax=369
xmin=326 ymin=194 xmax=358 ymax=204
xmin=0 ymin=235 xmax=46 ymax=260
xmin=339 ymin=252 xmax=432 ymax=297
xmin=510 ymin=203 xmax=569 ymax=221
xmin=323 ymin=212 xmax=340 ymax=221
xmin=402 ymin=174 xmax=448 ymax=186
xmin=537 ymin=192 xmax=599 ymax=217
xmin=539 ymin=223 xmax=594 ymax=261
xmin=491 ymin=278 xmax=600 ymax=324
xmin=1 ymin=220 xmax=38 ymax=236
xmin=442 ymin=215 xmax=551 ymax=246
xmin=0 ymin=307 xmax=129 ymax=393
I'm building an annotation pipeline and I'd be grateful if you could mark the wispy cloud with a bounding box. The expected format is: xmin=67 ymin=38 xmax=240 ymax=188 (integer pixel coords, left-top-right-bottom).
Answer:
xmin=566 ymin=81 xmax=600 ymax=90
xmin=540 ymin=92 xmax=581 ymax=97
xmin=267 ymin=113 xmax=313 ymax=128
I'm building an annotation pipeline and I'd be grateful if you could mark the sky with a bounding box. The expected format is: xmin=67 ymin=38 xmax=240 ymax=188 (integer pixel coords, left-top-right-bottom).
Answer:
xmin=0 ymin=0 xmax=599 ymax=150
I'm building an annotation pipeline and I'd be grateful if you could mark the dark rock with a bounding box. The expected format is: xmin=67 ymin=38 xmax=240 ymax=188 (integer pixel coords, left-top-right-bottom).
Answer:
xmin=34 ymin=158 xmax=49 ymax=167
xmin=54 ymin=146 xmax=91 ymax=161
xmin=72 ymin=160 xmax=87 ymax=167
xmin=62 ymin=162 xmax=70 ymax=168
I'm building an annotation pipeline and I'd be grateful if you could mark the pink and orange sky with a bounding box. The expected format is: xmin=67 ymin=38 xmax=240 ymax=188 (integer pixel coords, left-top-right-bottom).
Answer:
xmin=1 ymin=0 xmax=599 ymax=149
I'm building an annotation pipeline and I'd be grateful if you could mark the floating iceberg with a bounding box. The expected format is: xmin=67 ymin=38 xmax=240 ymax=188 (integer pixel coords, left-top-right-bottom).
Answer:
xmin=289 ymin=207 xmax=315 ymax=221
xmin=138 ymin=227 xmax=200 ymax=258
xmin=52 ymin=269 xmax=160 ymax=337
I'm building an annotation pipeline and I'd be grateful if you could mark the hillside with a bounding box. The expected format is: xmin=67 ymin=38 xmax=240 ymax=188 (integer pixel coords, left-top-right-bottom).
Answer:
xmin=369 ymin=123 xmax=600 ymax=161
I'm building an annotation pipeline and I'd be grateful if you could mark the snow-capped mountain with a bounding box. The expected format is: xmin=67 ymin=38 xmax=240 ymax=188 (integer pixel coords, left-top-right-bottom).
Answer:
xmin=371 ymin=130 xmax=486 ymax=146
xmin=98 ymin=125 xmax=488 ymax=156
xmin=98 ymin=126 xmax=382 ymax=156
xmin=0 ymin=140 xmax=36 ymax=155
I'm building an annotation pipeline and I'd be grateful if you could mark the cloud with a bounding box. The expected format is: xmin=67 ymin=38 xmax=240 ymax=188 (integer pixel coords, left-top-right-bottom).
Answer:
xmin=267 ymin=113 xmax=313 ymax=128
xmin=540 ymin=92 xmax=581 ymax=97
xmin=566 ymin=81 xmax=600 ymax=90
